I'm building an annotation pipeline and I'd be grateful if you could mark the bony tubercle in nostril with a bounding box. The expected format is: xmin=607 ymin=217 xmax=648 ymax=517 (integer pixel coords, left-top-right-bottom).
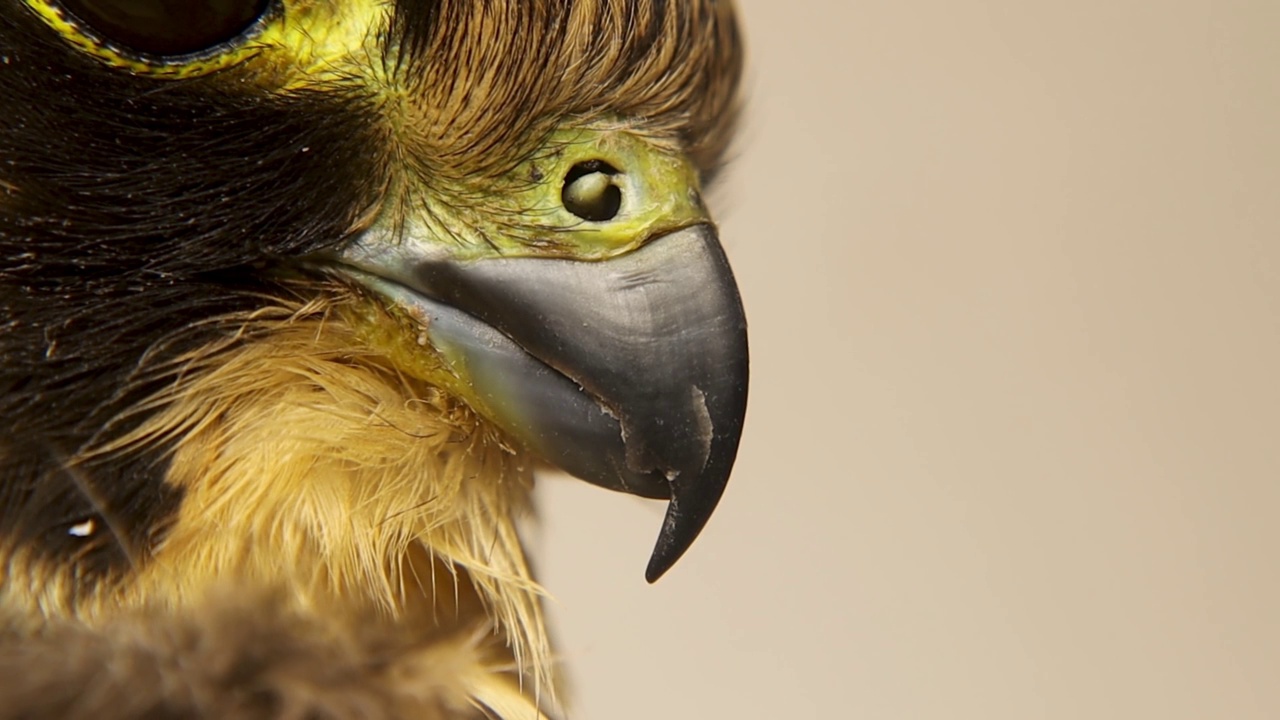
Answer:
xmin=562 ymin=160 xmax=623 ymax=222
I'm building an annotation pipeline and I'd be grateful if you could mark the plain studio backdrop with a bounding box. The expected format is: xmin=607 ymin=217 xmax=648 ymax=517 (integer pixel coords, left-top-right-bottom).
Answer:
xmin=536 ymin=1 xmax=1279 ymax=718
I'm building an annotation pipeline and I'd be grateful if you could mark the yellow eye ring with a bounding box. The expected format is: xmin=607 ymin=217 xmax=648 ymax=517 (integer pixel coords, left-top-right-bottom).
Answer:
xmin=23 ymin=0 xmax=280 ymax=78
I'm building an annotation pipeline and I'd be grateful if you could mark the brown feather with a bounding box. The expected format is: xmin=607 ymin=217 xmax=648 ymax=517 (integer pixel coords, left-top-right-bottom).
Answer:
xmin=0 ymin=587 xmax=532 ymax=720
xmin=385 ymin=0 xmax=743 ymax=178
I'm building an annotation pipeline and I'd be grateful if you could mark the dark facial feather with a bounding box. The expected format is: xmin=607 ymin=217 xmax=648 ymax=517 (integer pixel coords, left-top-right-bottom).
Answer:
xmin=0 ymin=7 xmax=383 ymax=583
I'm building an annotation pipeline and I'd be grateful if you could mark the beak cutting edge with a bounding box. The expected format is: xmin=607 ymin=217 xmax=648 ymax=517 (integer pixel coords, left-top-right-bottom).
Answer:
xmin=338 ymin=224 xmax=748 ymax=582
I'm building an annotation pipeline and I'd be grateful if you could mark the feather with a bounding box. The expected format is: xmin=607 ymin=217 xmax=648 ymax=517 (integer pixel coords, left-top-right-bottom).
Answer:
xmin=0 ymin=587 xmax=546 ymax=720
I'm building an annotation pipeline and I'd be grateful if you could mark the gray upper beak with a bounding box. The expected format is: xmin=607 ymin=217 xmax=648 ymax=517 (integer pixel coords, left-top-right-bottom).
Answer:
xmin=339 ymin=224 xmax=748 ymax=582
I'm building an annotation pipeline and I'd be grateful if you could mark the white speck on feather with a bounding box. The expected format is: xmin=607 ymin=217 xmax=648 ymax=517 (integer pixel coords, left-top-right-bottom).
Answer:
xmin=68 ymin=518 xmax=96 ymax=538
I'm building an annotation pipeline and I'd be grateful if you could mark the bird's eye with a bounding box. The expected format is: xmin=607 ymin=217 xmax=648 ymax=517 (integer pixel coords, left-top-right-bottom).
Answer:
xmin=562 ymin=160 xmax=623 ymax=222
xmin=55 ymin=0 xmax=271 ymax=57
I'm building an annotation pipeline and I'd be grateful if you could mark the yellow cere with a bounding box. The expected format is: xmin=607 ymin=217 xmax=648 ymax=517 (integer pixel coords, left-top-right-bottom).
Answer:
xmin=512 ymin=126 xmax=710 ymax=260
xmin=391 ymin=125 xmax=712 ymax=263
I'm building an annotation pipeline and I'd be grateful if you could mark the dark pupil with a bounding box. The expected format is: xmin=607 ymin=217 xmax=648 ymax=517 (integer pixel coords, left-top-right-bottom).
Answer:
xmin=60 ymin=0 xmax=269 ymax=56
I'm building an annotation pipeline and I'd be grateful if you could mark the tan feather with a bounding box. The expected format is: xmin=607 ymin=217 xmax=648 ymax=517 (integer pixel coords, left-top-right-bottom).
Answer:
xmin=3 ymin=289 xmax=556 ymax=715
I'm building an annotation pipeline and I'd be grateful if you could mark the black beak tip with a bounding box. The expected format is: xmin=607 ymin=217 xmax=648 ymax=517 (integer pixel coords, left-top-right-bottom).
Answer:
xmin=645 ymin=562 xmax=668 ymax=585
xmin=642 ymin=428 xmax=744 ymax=584
xmin=643 ymin=485 xmax=720 ymax=583
xmin=645 ymin=525 xmax=684 ymax=583
xmin=643 ymin=490 xmax=718 ymax=583
xmin=644 ymin=522 xmax=681 ymax=584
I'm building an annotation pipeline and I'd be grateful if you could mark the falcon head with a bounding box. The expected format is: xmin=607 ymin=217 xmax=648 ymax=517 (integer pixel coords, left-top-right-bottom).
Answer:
xmin=0 ymin=0 xmax=746 ymax=707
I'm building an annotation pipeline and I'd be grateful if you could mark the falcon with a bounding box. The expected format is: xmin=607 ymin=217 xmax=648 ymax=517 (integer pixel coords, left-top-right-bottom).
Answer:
xmin=0 ymin=1 xmax=746 ymax=717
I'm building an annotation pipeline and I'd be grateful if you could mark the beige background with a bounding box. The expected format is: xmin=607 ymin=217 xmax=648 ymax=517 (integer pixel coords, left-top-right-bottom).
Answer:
xmin=536 ymin=1 xmax=1280 ymax=718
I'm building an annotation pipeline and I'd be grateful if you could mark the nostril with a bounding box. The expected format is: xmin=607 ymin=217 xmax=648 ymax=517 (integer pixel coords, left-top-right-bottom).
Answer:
xmin=562 ymin=160 xmax=622 ymax=222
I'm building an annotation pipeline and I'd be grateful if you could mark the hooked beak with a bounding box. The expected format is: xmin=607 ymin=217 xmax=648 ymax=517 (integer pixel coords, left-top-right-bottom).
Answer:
xmin=339 ymin=224 xmax=748 ymax=582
